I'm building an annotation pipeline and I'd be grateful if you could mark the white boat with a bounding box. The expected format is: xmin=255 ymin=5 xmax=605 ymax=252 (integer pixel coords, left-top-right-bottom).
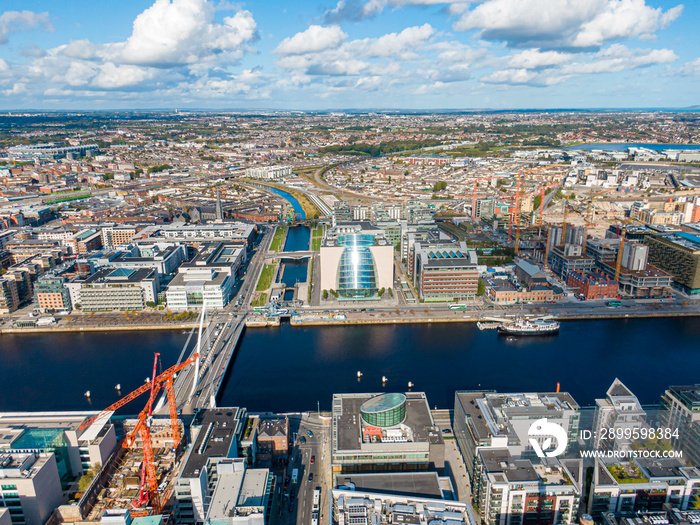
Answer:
xmin=497 ymin=318 xmax=560 ymax=336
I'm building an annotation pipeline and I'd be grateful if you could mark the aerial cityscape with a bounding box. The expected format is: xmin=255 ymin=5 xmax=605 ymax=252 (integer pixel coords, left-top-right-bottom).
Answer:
xmin=1 ymin=2 xmax=700 ymax=525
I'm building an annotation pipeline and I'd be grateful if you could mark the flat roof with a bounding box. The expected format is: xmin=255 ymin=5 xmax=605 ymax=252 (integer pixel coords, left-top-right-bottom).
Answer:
xmin=336 ymin=472 xmax=443 ymax=499
xmin=181 ymin=408 xmax=244 ymax=479
xmin=334 ymin=392 xmax=441 ymax=452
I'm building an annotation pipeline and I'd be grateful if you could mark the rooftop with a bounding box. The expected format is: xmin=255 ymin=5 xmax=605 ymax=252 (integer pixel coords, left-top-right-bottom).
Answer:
xmin=181 ymin=408 xmax=245 ymax=479
xmin=336 ymin=472 xmax=443 ymax=499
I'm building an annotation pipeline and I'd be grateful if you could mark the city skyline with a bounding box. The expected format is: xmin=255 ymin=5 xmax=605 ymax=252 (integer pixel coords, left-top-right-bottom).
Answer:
xmin=0 ymin=0 xmax=699 ymax=110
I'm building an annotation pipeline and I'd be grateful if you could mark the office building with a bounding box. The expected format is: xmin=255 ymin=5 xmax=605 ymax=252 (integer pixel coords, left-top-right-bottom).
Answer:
xmin=205 ymin=462 xmax=275 ymax=525
xmin=661 ymin=384 xmax=700 ymax=469
xmin=67 ymin=268 xmax=157 ymax=311
xmin=165 ymin=243 xmax=242 ymax=309
xmin=596 ymin=259 xmax=672 ymax=297
xmin=454 ymin=391 xmax=580 ymax=481
xmin=331 ymin=392 xmax=444 ymax=474
xmin=645 ymin=233 xmax=700 ymax=294
xmin=591 ymin=379 xmax=646 ymax=452
xmin=174 ymin=407 xmax=248 ymax=525
xmin=413 ymin=240 xmax=479 ymax=301
xmin=0 ymin=452 xmax=63 ymax=525
xmin=0 ymin=411 xmax=117 ymax=481
xmin=474 ymin=448 xmax=583 ymax=525
xmin=320 ymin=222 xmax=394 ymax=299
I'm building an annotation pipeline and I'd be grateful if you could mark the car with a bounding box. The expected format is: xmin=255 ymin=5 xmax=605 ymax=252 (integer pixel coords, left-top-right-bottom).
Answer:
xmin=290 ymin=492 xmax=295 ymax=501
xmin=300 ymin=436 xmax=306 ymax=444
xmin=310 ymin=455 xmax=315 ymax=464
xmin=307 ymin=430 xmax=314 ymax=437
xmin=288 ymin=503 xmax=294 ymax=512
xmin=308 ymin=472 xmax=314 ymax=481
xmin=442 ymin=428 xmax=452 ymax=434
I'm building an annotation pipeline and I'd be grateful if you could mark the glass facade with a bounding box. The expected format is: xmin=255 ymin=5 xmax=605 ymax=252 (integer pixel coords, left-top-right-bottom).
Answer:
xmin=336 ymin=234 xmax=378 ymax=298
xmin=360 ymin=393 xmax=407 ymax=427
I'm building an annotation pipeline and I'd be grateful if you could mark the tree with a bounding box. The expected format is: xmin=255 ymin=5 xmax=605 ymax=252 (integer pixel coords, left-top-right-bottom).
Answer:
xmin=146 ymin=301 xmax=155 ymax=308
xmin=432 ymin=181 xmax=447 ymax=192
xmin=322 ymin=290 xmax=328 ymax=300
xmin=477 ymin=278 xmax=486 ymax=296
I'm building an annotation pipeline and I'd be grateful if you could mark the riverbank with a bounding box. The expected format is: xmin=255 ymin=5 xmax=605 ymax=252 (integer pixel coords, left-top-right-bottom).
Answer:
xmin=0 ymin=322 xmax=197 ymax=334
xmin=241 ymin=307 xmax=700 ymax=328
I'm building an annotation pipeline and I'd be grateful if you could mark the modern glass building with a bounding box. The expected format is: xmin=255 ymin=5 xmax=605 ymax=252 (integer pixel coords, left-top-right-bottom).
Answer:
xmin=360 ymin=393 xmax=407 ymax=427
xmin=336 ymin=234 xmax=379 ymax=298
xmin=320 ymin=222 xmax=395 ymax=299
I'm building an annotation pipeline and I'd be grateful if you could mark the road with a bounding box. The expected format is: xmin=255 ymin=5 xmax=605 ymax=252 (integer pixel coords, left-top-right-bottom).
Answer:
xmin=281 ymin=414 xmax=332 ymax=525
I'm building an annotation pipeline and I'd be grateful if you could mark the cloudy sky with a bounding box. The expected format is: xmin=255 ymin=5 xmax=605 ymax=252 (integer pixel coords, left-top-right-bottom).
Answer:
xmin=0 ymin=0 xmax=698 ymax=110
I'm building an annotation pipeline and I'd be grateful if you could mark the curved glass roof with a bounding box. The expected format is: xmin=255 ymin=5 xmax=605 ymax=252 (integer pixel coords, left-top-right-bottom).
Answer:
xmin=361 ymin=393 xmax=407 ymax=414
xmin=336 ymin=234 xmax=376 ymax=247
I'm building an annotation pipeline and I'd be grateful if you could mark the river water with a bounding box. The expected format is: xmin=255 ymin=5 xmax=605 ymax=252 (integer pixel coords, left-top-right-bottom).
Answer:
xmin=2 ymin=317 xmax=699 ymax=413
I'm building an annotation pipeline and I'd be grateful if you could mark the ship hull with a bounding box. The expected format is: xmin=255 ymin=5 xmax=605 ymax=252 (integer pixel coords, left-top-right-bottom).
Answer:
xmin=497 ymin=326 xmax=559 ymax=336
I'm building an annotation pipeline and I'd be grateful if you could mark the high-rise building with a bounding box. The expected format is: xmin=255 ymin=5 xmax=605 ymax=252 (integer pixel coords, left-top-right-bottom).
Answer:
xmin=413 ymin=240 xmax=478 ymax=301
xmin=645 ymin=233 xmax=700 ymax=294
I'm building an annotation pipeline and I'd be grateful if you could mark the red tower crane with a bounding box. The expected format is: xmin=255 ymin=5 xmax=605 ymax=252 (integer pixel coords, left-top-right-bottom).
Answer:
xmin=78 ymin=351 xmax=200 ymax=514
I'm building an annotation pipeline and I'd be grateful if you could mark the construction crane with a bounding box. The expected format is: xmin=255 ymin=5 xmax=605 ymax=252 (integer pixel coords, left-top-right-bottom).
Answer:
xmin=513 ymin=163 xmax=564 ymax=254
xmin=77 ymin=350 xmax=201 ymax=513
xmin=613 ymin=218 xmax=635 ymax=283
xmin=470 ymin=175 xmax=503 ymax=222
xmin=133 ymin=353 xmax=161 ymax=511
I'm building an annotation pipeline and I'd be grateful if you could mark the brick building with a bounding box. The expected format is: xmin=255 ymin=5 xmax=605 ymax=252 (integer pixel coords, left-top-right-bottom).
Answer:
xmin=567 ymin=270 xmax=618 ymax=300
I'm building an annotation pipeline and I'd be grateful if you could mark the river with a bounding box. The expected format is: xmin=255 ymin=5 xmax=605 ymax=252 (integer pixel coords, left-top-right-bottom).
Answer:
xmin=2 ymin=316 xmax=695 ymax=413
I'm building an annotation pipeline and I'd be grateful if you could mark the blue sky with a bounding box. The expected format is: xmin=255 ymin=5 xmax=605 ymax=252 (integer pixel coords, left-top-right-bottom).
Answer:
xmin=0 ymin=0 xmax=698 ymax=110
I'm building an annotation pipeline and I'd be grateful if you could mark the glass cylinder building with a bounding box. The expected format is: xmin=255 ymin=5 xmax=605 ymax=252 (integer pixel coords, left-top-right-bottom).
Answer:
xmin=336 ymin=234 xmax=378 ymax=298
xmin=360 ymin=393 xmax=407 ymax=427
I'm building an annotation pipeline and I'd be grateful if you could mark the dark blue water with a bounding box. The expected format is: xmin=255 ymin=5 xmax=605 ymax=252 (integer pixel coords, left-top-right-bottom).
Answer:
xmin=283 ymin=226 xmax=310 ymax=252
xmin=279 ymin=260 xmax=308 ymax=286
xmin=3 ymin=317 xmax=700 ymax=413
xmin=0 ymin=330 xmax=187 ymax=412
xmin=268 ymin=187 xmax=306 ymax=220
xmin=218 ymin=316 xmax=700 ymax=412
xmin=565 ymin=143 xmax=700 ymax=151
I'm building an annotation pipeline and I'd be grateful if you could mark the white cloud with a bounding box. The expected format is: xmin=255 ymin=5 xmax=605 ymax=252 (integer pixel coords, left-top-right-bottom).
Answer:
xmin=561 ymin=44 xmax=677 ymax=74
xmin=114 ymin=0 xmax=257 ymax=66
xmin=59 ymin=39 xmax=100 ymax=60
xmin=3 ymin=82 xmax=27 ymax=96
xmin=92 ymin=63 xmax=157 ymax=89
xmin=508 ymin=49 xmax=574 ymax=69
xmin=454 ymin=0 xmax=683 ymax=49
xmin=678 ymin=58 xmax=700 ymax=76
xmin=0 ymin=11 xmax=53 ymax=45
xmin=348 ymin=24 xmax=434 ymax=58
xmin=482 ymin=43 xmax=677 ymax=86
xmin=274 ymin=25 xmax=347 ymax=56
